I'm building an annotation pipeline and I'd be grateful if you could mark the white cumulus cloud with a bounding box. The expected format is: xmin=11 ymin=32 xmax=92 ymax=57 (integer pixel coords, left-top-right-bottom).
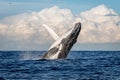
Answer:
xmin=77 ymin=5 xmax=120 ymax=43
xmin=0 ymin=5 xmax=120 ymax=50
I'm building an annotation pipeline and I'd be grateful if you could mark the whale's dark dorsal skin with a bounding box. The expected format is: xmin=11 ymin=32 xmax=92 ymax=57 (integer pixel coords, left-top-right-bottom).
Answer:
xmin=40 ymin=22 xmax=81 ymax=59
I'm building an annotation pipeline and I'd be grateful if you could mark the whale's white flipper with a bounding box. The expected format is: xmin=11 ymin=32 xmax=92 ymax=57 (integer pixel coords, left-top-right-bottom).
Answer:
xmin=42 ymin=24 xmax=59 ymax=40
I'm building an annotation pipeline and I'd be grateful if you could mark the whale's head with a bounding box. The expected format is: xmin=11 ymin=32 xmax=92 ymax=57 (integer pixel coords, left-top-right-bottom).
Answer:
xmin=59 ymin=22 xmax=81 ymax=58
xmin=41 ymin=22 xmax=81 ymax=59
xmin=66 ymin=22 xmax=81 ymax=44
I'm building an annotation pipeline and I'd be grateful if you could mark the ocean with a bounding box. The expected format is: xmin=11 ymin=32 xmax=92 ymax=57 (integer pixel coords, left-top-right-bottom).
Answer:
xmin=0 ymin=51 xmax=120 ymax=80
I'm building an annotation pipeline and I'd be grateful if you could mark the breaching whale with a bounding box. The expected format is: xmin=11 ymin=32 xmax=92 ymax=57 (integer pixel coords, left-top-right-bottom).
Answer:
xmin=40 ymin=22 xmax=81 ymax=59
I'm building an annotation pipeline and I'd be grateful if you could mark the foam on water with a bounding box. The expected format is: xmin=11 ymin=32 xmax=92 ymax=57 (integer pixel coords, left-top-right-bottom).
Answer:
xmin=19 ymin=51 xmax=42 ymax=60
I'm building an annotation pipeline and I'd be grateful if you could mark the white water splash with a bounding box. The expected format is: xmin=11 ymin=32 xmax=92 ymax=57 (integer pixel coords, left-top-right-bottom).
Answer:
xmin=19 ymin=52 xmax=40 ymax=60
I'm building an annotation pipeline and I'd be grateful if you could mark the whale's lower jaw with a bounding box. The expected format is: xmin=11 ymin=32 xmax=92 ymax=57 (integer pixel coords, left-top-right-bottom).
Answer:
xmin=40 ymin=22 xmax=81 ymax=60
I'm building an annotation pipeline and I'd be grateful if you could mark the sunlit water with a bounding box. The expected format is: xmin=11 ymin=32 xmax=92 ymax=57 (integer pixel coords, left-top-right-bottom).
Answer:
xmin=0 ymin=51 xmax=120 ymax=80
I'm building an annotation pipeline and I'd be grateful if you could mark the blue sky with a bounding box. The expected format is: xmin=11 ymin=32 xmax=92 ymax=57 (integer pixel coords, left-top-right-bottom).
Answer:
xmin=0 ymin=0 xmax=120 ymax=51
xmin=0 ymin=0 xmax=120 ymax=19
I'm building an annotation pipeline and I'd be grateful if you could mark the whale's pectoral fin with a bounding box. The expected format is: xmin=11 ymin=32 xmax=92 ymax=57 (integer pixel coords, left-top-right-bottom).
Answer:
xmin=42 ymin=24 xmax=59 ymax=40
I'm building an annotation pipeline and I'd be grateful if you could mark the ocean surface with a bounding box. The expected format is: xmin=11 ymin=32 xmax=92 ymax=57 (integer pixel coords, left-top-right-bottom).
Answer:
xmin=0 ymin=51 xmax=120 ymax=80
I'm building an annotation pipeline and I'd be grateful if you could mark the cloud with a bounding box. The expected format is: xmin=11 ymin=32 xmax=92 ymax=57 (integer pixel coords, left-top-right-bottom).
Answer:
xmin=0 ymin=5 xmax=120 ymax=50
xmin=77 ymin=5 xmax=120 ymax=43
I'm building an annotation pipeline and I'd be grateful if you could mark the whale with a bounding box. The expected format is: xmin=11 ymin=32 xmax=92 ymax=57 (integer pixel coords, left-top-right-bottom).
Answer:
xmin=40 ymin=22 xmax=81 ymax=59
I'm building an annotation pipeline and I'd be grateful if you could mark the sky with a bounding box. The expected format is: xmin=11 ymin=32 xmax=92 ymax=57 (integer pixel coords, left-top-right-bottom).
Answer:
xmin=0 ymin=0 xmax=120 ymax=51
xmin=0 ymin=0 xmax=120 ymax=19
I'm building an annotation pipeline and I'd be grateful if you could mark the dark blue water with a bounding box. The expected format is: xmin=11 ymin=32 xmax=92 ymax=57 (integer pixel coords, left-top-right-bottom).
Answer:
xmin=0 ymin=51 xmax=120 ymax=80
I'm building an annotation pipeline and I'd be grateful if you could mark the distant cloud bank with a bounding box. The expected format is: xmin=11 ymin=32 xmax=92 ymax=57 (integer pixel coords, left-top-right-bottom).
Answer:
xmin=0 ymin=5 xmax=120 ymax=50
